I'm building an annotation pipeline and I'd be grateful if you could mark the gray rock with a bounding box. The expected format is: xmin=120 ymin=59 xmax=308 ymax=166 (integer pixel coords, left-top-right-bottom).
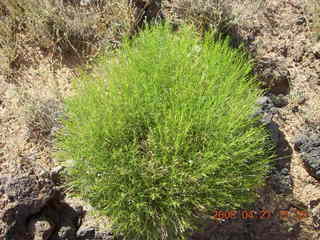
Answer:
xmin=281 ymin=168 xmax=289 ymax=175
xmin=77 ymin=227 xmax=96 ymax=239
xmin=297 ymin=96 xmax=307 ymax=105
xmin=51 ymin=166 xmax=65 ymax=176
xmin=46 ymin=200 xmax=83 ymax=240
xmin=0 ymin=173 xmax=89 ymax=240
xmin=256 ymin=96 xmax=274 ymax=111
xmin=312 ymin=42 xmax=320 ymax=59
xmin=293 ymin=135 xmax=307 ymax=152
xmin=79 ymin=0 xmax=105 ymax=7
xmin=269 ymin=107 xmax=279 ymax=115
xmin=259 ymin=115 xmax=281 ymax=146
xmin=296 ymin=16 xmax=306 ymax=25
xmin=28 ymin=216 xmax=55 ymax=240
xmin=309 ymin=200 xmax=320 ymax=230
xmin=80 ymin=0 xmax=91 ymax=6
xmin=292 ymin=105 xmax=299 ymax=113
xmin=294 ymin=131 xmax=320 ymax=180
xmin=271 ymin=94 xmax=288 ymax=108
xmin=256 ymin=96 xmax=272 ymax=106
xmin=76 ymin=226 xmax=115 ymax=240
xmin=0 ymin=174 xmax=58 ymax=240
xmin=57 ymin=225 xmax=77 ymax=240
xmin=270 ymin=169 xmax=293 ymax=194
xmin=94 ymin=231 xmax=114 ymax=240
xmin=260 ymin=113 xmax=273 ymax=125
xmin=50 ymin=166 xmax=66 ymax=184
xmin=255 ymin=58 xmax=290 ymax=95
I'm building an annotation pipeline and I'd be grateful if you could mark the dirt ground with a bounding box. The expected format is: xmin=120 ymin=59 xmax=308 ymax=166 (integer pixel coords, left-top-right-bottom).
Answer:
xmin=1 ymin=0 xmax=320 ymax=239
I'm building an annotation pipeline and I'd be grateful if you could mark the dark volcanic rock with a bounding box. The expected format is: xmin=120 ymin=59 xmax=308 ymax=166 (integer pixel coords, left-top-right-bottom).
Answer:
xmin=76 ymin=226 xmax=114 ymax=240
xmin=312 ymin=42 xmax=320 ymax=59
xmin=0 ymin=171 xmax=118 ymax=240
xmin=48 ymin=200 xmax=83 ymax=240
xmin=293 ymin=135 xmax=308 ymax=152
xmin=271 ymin=94 xmax=288 ymax=108
xmin=94 ymin=231 xmax=114 ymax=240
xmin=0 ymin=173 xmax=88 ymax=240
xmin=269 ymin=168 xmax=293 ymax=194
xmin=294 ymin=132 xmax=320 ymax=180
xmin=28 ymin=216 xmax=55 ymax=240
xmin=255 ymin=57 xmax=290 ymax=95
xmin=254 ymin=95 xmax=293 ymax=194
xmin=262 ymin=115 xmax=281 ymax=146
xmin=256 ymin=96 xmax=274 ymax=111
xmin=0 ymin=174 xmax=58 ymax=240
xmin=309 ymin=199 xmax=320 ymax=231
xmin=56 ymin=226 xmax=77 ymax=240
xmin=77 ymin=227 xmax=96 ymax=239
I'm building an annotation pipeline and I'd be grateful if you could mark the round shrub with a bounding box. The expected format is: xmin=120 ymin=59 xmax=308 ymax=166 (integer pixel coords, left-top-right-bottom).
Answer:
xmin=55 ymin=24 xmax=273 ymax=240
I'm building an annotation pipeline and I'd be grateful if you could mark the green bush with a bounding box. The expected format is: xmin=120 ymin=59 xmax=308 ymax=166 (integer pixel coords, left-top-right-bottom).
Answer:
xmin=55 ymin=24 xmax=273 ymax=240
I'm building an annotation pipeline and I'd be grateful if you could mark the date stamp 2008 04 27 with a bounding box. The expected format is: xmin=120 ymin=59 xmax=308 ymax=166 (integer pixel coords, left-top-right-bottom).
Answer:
xmin=210 ymin=209 xmax=309 ymax=221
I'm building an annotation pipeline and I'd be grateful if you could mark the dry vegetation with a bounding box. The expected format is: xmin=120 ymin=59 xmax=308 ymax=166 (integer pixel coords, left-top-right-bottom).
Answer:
xmin=0 ymin=0 xmax=131 ymax=79
xmin=307 ymin=0 xmax=320 ymax=41
xmin=0 ymin=0 xmax=133 ymax=174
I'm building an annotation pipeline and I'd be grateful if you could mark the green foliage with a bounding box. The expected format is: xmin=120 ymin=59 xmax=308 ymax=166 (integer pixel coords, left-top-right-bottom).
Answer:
xmin=55 ymin=24 xmax=273 ymax=240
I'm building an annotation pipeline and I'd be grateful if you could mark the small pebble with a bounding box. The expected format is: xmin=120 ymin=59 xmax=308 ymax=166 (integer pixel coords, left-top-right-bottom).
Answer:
xmin=292 ymin=105 xmax=299 ymax=113
xmin=297 ymin=96 xmax=307 ymax=105
xmin=296 ymin=16 xmax=306 ymax=25
xmin=77 ymin=226 xmax=95 ymax=239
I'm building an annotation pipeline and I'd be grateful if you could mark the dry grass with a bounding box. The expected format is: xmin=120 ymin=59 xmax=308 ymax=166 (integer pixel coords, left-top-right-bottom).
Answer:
xmin=306 ymin=0 xmax=320 ymax=41
xmin=0 ymin=0 xmax=268 ymax=79
xmin=164 ymin=0 xmax=233 ymax=34
xmin=0 ymin=1 xmax=133 ymax=174
xmin=163 ymin=0 xmax=267 ymax=39
xmin=0 ymin=57 xmax=74 ymax=174
xmin=24 ymin=98 xmax=61 ymax=145
xmin=0 ymin=0 xmax=132 ymax=79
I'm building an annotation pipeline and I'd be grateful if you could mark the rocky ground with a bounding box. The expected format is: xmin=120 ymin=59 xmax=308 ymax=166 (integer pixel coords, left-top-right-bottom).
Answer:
xmin=1 ymin=0 xmax=320 ymax=239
